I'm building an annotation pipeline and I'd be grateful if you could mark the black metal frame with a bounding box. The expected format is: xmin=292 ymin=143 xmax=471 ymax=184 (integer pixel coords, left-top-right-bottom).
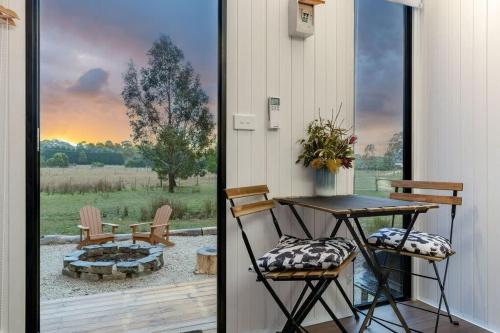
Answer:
xmin=227 ymin=196 xmax=358 ymax=333
xmin=25 ymin=0 xmax=227 ymax=332
xmin=283 ymin=202 xmax=422 ymax=333
xmin=353 ymin=3 xmax=414 ymax=310
xmin=363 ymin=188 xmax=461 ymax=333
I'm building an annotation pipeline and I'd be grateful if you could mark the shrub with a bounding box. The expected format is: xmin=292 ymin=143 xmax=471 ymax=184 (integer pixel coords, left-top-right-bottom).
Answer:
xmin=121 ymin=206 xmax=129 ymax=218
xmin=200 ymin=198 xmax=216 ymax=218
xmin=140 ymin=196 xmax=188 ymax=221
xmin=46 ymin=153 xmax=70 ymax=168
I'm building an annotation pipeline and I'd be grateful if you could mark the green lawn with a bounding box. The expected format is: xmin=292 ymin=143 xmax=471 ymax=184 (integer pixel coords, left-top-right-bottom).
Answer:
xmin=40 ymin=183 xmax=216 ymax=235
xmin=40 ymin=168 xmax=402 ymax=236
xmin=354 ymin=169 xmax=404 ymax=234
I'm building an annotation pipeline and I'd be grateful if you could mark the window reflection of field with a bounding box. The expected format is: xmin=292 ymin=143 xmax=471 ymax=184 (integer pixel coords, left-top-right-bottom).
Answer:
xmin=40 ymin=166 xmax=217 ymax=236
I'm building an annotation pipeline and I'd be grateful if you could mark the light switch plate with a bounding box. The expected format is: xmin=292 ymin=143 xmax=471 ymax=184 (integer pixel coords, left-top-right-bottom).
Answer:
xmin=233 ymin=114 xmax=256 ymax=131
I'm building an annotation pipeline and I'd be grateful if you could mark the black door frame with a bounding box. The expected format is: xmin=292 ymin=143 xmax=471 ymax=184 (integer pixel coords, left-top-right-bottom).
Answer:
xmin=25 ymin=0 xmax=227 ymax=332
xmin=353 ymin=4 xmax=413 ymax=308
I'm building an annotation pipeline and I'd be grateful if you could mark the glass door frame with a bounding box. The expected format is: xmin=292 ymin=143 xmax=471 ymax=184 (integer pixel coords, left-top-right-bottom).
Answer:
xmin=353 ymin=3 xmax=413 ymax=308
xmin=25 ymin=0 xmax=227 ymax=331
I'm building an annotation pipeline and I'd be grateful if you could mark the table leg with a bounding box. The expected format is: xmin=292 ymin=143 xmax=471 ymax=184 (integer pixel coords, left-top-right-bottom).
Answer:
xmin=341 ymin=217 xmax=410 ymax=333
xmin=287 ymin=204 xmax=313 ymax=239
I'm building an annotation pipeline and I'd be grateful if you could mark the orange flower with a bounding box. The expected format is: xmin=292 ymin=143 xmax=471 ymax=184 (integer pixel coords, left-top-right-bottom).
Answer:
xmin=326 ymin=159 xmax=342 ymax=173
xmin=311 ymin=159 xmax=323 ymax=169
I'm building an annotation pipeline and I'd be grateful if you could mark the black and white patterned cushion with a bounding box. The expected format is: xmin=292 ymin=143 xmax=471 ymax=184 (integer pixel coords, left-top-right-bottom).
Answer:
xmin=254 ymin=235 xmax=357 ymax=272
xmin=367 ymin=227 xmax=454 ymax=259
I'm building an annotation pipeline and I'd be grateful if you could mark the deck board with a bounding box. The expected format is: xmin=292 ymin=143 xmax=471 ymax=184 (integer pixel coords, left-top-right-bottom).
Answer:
xmin=41 ymin=279 xmax=217 ymax=333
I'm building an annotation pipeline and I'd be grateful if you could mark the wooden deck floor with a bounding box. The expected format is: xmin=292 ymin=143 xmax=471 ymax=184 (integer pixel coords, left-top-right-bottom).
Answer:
xmin=307 ymin=301 xmax=491 ymax=333
xmin=42 ymin=279 xmax=488 ymax=333
xmin=41 ymin=279 xmax=217 ymax=333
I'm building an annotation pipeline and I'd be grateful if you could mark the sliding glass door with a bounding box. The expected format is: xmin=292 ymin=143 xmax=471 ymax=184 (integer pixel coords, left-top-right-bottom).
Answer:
xmin=353 ymin=0 xmax=411 ymax=306
xmin=36 ymin=1 xmax=221 ymax=331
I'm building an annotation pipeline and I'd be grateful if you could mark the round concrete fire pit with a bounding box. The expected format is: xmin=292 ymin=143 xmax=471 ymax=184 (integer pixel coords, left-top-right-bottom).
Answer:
xmin=62 ymin=244 xmax=164 ymax=281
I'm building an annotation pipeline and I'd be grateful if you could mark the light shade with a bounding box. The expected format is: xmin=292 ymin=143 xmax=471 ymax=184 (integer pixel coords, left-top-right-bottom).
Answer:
xmin=385 ymin=0 xmax=423 ymax=8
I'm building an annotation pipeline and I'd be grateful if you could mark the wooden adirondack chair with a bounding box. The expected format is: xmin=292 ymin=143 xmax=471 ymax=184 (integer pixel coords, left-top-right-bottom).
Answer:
xmin=129 ymin=205 xmax=174 ymax=246
xmin=78 ymin=206 xmax=119 ymax=249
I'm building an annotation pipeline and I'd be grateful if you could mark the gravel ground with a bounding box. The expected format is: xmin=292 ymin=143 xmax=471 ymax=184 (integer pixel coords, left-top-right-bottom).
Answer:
xmin=40 ymin=236 xmax=216 ymax=301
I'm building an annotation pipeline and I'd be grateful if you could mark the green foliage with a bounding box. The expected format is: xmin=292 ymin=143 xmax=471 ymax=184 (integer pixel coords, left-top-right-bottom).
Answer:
xmin=91 ymin=162 xmax=105 ymax=168
xmin=46 ymin=153 xmax=70 ymax=168
xmin=356 ymin=131 xmax=403 ymax=171
xmin=296 ymin=106 xmax=356 ymax=173
xmin=40 ymin=175 xmax=217 ymax=235
xmin=125 ymin=157 xmax=148 ymax=168
xmin=122 ymin=35 xmax=215 ymax=192
xmin=41 ymin=178 xmax=124 ymax=194
xmin=206 ymin=148 xmax=217 ymax=174
xmin=140 ymin=196 xmax=188 ymax=221
xmin=40 ymin=139 xmax=150 ymax=166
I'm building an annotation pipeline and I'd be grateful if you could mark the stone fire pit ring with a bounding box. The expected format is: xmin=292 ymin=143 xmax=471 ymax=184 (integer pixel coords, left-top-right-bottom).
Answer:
xmin=62 ymin=244 xmax=164 ymax=281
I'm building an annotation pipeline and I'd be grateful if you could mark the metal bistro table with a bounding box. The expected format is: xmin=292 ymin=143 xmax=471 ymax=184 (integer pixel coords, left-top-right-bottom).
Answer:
xmin=274 ymin=195 xmax=438 ymax=333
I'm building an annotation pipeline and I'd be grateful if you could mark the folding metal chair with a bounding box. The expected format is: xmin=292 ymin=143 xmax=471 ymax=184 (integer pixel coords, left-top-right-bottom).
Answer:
xmin=225 ymin=185 xmax=358 ymax=333
xmin=365 ymin=180 xmax=463 ymax=333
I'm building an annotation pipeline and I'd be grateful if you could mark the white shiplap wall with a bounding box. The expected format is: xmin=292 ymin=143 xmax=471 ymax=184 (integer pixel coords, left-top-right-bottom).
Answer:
xmin=0 ymin=0 xmax=26 ymax=332
xmin=412 ymin=1 xmax=500 ymax=331
xmin=226 ymin=0 xmax=355 ymax=331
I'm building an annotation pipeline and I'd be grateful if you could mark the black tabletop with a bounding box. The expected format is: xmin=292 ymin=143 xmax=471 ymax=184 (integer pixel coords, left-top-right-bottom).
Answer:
xmin=274 ymin=194 xmax=438 ymax=217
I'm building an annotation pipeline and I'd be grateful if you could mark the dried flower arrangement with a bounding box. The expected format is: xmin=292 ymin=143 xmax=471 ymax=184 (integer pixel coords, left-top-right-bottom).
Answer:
xmin=296 ymin=104 xmax=357 ymax=174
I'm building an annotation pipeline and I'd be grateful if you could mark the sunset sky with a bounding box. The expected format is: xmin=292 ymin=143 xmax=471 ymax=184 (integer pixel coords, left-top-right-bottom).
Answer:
xmin=40 ymin=0 xmax=402 ymax=153
xmin=40 ymin=0 xmax=218 ymax=144
xmin=355 ymin=0 xmax=405 ymax=155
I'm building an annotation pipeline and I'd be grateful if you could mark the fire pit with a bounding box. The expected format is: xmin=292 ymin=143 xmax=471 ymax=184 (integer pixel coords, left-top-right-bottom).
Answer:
xmin=62 ymin=244 xmax=164 ymax=281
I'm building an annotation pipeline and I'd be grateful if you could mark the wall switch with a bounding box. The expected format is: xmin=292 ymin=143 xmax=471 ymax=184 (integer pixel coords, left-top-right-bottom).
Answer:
xmin=233 ymin=114 xmax=256 ymax=131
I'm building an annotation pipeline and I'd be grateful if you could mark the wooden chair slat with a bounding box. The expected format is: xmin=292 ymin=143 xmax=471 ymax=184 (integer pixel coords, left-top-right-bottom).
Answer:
xmin=391 ymin=180 xmax=463 ymax=191
xmin=291 ymin=271 xmax=310 ymax=279
xmin=390 ymin=192 xmax=462 ymax=206
xmin=131 ymin=205 xmax=174 ymax=247
xmin=231 ymin=200 xmax=275 ymax=218
xmin=367 ymin=245 xmax=445 ymax=262
xmin=306 ymin=271 xmax=325 ymax=278
xmin=225 ymin=185 xmax=269 ymax=199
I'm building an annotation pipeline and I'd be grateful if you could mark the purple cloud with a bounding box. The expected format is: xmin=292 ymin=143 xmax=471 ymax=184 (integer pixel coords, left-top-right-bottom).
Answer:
xmin=69 ymin=68 xmax=109 ymax=94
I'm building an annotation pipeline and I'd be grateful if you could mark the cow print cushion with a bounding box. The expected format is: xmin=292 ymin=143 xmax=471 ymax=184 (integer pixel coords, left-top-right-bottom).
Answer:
xmin=367 ymin=227 xmax=454 ymax=259
xmin=253 ymin=235 xmax=357 ymax=272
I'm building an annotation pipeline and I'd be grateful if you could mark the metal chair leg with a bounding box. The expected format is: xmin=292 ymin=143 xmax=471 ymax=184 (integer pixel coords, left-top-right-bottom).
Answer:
xmin=359 ymin=286 xmax=383 ymax=332
xmin=333 ymin=278 xmax=359 ymax=320
xmin=260 ymin=278 xmax=309 ymax=333
xmin=305 ymin=280 xmax=348 ymax=333
xmin=432 ymin=260 xmax=459 ymax=332
xmin=281 ymin=279 xmax=330 ymax=333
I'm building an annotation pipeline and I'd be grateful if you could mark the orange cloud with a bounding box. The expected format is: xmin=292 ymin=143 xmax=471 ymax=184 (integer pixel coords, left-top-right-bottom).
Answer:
xmin=41 ymin=87 xmax=132 ymax=144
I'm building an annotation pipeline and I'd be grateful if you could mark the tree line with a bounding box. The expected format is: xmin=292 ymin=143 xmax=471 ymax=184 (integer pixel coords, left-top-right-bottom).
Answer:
xmin=355 ymin=132 xmax=403 ymax=171
xmin=40 ymin=139 xmax=217 ymax=176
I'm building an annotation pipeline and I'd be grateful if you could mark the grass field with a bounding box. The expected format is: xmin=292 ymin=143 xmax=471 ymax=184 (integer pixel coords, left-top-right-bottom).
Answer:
xmin=354 ymin=169 xmax=404 ymax=234
xmin=41 ymin=166 xmax=216 ymax=235
xmin=40 ymin=166 xmax=402 ymax=236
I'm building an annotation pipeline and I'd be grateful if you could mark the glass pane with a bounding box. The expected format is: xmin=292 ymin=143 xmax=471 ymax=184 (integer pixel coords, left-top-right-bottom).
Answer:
xmin=39 ymin=1 xmax=219 ymax=331
xmin=354 ymin=0 xmax=406 ymax=306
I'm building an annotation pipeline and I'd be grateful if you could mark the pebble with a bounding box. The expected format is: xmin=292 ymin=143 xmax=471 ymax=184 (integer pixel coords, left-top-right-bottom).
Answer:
xmin=40 ymin=236 xmax=217 ymax=301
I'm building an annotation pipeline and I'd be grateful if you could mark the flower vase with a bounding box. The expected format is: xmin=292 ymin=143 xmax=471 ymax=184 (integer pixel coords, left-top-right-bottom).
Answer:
xmin=315 ymin=168 xmax=336 ymax=197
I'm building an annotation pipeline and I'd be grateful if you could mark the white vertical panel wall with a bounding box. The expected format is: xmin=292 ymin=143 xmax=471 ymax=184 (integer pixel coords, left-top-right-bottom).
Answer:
xmin=0 ymin=0 xmax=26 ymax=332
xmin=412 ymin=1 xmax=500 ymax=331
xmin=226 ymin=0 xmax=355 ymax=331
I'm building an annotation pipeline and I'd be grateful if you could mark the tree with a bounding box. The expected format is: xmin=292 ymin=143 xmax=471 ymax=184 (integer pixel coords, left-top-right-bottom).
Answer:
xmin=46 ymin=153 xmax=69 ymax=168
xmin=77 ymin=151 xmax=88 ymax=164
xmin=363 ymin=144 xmax=376 ymax=159
xmin=206 ymin=148 xmax=217 ymax=174
xmin=122 ymin=35 xmax=215 ymax=192
xmin=384 ymin=131 xmax=403 ymax=167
